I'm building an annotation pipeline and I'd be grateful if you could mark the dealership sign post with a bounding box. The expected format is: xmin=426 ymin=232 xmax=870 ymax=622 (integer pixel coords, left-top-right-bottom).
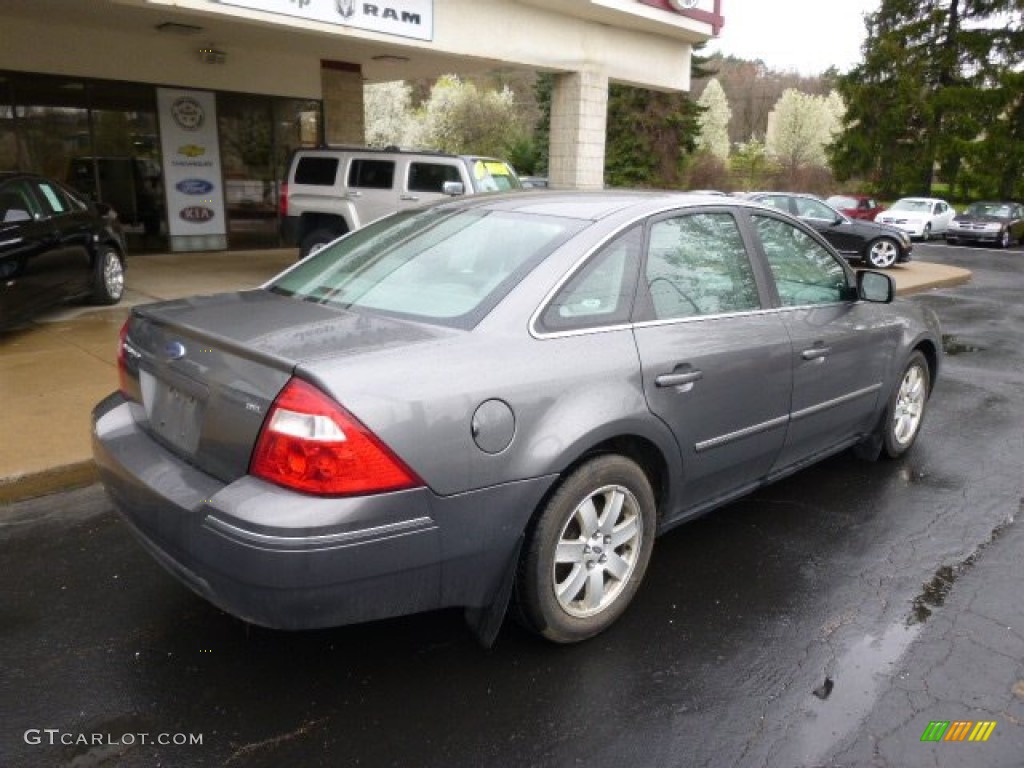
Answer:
xmin=157 ymin=88 xmax=228 ymax=252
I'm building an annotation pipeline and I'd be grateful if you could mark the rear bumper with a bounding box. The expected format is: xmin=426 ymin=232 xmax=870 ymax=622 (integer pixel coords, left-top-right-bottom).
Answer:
xmin=92 ymin=393 xmax=551 ymax=630
xmin=947 ymin=229 xmax=1001 ymax=242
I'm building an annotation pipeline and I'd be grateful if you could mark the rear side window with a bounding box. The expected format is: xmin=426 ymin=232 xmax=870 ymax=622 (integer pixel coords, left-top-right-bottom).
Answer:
xmin=643 ymin=212 xmax=760 ymax=320
xmin=0 ymin=180 xmax=41 ymax=222
xmin=408 ymin=162 xmax=461 ymax=193
xmin=293 ymin=157 xmax=339 ymax=186
xmin=348 ymin=159 xmax=395 ymax=190
xmin=539 ymin=226 xmax=642 ymax=333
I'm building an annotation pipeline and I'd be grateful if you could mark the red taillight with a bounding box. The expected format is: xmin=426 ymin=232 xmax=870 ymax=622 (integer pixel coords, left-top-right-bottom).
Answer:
xmin=117 ymin=318 xmax=133 ymax=400
xmin=278 ymin=181 xmax=288 ymax=218
xmin=249 ymin=378 xmax=422 ymax=496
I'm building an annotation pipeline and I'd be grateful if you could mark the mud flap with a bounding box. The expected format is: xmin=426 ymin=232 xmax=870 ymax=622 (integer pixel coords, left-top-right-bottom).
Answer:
xmin=464 ymin=535 xmax=523 ymax=649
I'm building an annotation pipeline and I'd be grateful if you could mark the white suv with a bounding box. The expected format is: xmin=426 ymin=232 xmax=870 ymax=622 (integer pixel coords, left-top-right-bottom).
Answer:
xmin=281 ymin=147 xmax=522 ymax=257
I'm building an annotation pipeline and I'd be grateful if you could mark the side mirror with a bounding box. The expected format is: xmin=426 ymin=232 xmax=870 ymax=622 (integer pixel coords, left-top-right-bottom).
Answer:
xmin=857 ymin=270 xmax=894 ymax=303
xmin=442 ymin=181 xmax=465 ymax=197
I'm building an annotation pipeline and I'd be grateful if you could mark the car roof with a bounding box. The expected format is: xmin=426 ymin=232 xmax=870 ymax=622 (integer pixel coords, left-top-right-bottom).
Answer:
xmin=428 ymin=189 xmax=761 ymax=222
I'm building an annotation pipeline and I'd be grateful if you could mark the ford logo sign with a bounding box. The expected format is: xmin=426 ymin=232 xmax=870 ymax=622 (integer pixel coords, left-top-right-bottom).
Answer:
xmin=180 ymin=206 xmax=215 ymax=223
xmin=176 ymin=179 xmax=215 ymax=195
xmin=163 ymin=341 xmax=187 ymax=361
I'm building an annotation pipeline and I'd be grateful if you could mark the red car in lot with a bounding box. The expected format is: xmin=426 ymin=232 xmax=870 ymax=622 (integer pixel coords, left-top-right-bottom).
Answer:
xmin=827 ymin=195 xmax=884 ymax=221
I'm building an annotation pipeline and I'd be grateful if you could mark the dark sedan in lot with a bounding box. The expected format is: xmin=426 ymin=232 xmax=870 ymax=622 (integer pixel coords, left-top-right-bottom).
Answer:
xmin=0 ymin=172 xmax=126 ymax=331
xmin=93 ymin=191 xmax=940 ymax=645
xmin=744 ymin=192 xmax=913 ymax=268
xmin=945 ymin=201 xmax=1024 ymax=248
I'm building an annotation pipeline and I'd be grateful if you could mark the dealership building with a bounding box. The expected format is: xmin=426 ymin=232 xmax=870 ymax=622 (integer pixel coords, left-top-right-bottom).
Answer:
xmin=0 ymin=0 xmax=722 ymax=251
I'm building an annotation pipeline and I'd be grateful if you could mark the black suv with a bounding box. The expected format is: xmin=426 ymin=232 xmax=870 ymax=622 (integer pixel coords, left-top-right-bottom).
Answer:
xmin=742 ymin=192 xmax=913 ymax=269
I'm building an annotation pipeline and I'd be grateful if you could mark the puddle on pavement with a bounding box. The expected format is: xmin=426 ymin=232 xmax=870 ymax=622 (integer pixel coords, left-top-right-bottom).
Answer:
xmin=789 ymin=621 xmax=924 ymax=766
xmin=907 ymin=507 xmax=1017 ymax=626
xmin=784 ymin=506 xmax=1019 ymax=765
xmin=941 ymin=334 xmax=986 ymax=355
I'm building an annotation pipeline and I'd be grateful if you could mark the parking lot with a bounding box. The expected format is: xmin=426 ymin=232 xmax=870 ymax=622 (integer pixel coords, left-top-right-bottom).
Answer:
xmin=1 ymin=240 xmax=1022 ymax=767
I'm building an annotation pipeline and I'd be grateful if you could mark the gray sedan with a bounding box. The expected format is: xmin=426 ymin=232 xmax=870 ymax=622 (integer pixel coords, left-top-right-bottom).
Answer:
xmin=93 ymin=192 xmax=941 ymax=644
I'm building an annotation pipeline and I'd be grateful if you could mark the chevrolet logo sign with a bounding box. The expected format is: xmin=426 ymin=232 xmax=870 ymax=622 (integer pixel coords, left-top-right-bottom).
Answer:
xmin=177 ymin=144 xmax=206 ymax=158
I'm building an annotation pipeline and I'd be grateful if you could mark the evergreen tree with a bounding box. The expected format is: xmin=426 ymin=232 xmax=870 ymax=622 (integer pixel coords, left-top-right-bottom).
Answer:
xmin=830 ymin=0 xmax=1024 ymax=198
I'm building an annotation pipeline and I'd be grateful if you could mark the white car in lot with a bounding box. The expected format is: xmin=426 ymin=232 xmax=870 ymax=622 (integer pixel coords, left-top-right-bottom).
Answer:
xmin=875 ymin=197 xmax=956 ymax=240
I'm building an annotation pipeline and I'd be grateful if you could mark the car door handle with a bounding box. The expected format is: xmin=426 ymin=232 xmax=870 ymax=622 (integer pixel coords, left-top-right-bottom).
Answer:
xmin=655 ymin=369 xmax=704 ymax=388
xmin=345 ymin=191 xmax=362 ymax=199
xmin=801 ymin=346 xmax=832 ymax=361
xmin=400 ymin=195 xmax=420 ymax=202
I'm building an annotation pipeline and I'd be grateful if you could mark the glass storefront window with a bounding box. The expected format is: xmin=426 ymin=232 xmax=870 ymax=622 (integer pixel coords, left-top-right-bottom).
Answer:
xmin=0 ymin=70 xmax=322 ymax=251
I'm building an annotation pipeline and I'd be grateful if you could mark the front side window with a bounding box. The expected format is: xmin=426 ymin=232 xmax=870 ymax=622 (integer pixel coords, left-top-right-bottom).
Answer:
xmin=795 ymin=197 xmax=838 ymax=221
xmin=35 ymin=181 xmax=72 ymax=215
xmin=408 ymin=162 xmax=461 ymax=193
xmin=643 ymin=212 xmax=760 ymax=320
xmin=347 ymin=159 xmax=395 ymax=190
xmin=269 ymin=208 xmax=584 ymax=327
xmin=753 ymin=214 xmax=849 ymax=307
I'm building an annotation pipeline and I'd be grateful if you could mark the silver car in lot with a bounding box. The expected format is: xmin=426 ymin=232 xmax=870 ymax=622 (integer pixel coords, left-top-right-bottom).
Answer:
xmin=93 ymin=191 xmax=941 ymax=644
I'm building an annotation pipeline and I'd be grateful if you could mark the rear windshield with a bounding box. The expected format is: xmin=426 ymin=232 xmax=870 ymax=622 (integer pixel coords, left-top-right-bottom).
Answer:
xmin=468 ymin=159 xmax=521 ymax=193
xmin=268 ymin=207 xmax=585 ymax=328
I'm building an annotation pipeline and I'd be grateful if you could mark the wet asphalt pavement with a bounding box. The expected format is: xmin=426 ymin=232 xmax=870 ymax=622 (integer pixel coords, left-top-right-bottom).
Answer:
xmin=2 ymin=242 xmax=1023 ymax=768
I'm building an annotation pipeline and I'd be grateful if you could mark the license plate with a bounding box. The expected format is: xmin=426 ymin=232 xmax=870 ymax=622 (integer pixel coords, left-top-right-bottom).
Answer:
xmin=141 ymin=370 xmax=203 ymax=454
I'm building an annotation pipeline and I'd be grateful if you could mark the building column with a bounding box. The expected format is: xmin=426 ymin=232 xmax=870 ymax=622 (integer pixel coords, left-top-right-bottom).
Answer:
xmin=548 ymin=70 xmax=609 ymax=190
xmin=321 ymin=61 xmax=364 ymax=145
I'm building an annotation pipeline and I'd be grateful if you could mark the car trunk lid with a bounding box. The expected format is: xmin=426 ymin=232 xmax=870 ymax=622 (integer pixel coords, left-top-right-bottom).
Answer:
xmin=121 ymin=289 xmax=442 ymax=483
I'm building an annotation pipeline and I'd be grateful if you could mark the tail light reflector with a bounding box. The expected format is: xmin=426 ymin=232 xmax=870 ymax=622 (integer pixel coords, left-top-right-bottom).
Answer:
xmin=250 ymin=378 xmax=422 ymax=496
xmin=278 ymin=181 xmax=289 ymax=218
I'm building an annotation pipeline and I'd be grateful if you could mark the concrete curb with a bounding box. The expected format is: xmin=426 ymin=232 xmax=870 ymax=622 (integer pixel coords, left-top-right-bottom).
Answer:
xmin=0 ymin=461 xmax=99 ymax=506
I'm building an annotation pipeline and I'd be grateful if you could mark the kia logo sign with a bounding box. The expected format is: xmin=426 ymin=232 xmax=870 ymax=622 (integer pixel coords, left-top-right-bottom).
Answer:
xmin=180 ymin=206 xmax=215 ymax=223
xmin=176 ymin=179 xmax=215 ymax=195
xmin=669 ymin=0 xmax=699 ymax=8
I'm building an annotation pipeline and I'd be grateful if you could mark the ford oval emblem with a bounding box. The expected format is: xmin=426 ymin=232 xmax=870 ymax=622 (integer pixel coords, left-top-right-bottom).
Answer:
xmin=176 ymin=178 xmax=215 ymax=195
xmin=163 ymin=341 xmax=187 ymax=361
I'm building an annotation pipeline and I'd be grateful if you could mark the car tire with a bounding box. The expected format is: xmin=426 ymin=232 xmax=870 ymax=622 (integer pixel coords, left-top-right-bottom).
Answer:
xmin=946 ymin=236 xmax=958 ymax=245
xmin=299 ymin=228 xmax=342 ymax=260
xmin=881 ymin=351 xmax=930 ymax=459
xmin=516 ymin=455 xmax=656 ymax=643
xmin=922 ymin=223 xmax=932 ymax=241
xmin=90 ymin=247 xmax=125 ymax=305
xmin=865 ymin=237 xmax=899 ymax=269
xmin=998 ymin=229 xmax=1010 ymax=249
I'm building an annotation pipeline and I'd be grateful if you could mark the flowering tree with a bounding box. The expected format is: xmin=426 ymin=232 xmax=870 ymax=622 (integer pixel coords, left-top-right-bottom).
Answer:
xmin=765 ymin=89 xmax=844 ymax=173
xmin=695 ymin=78 xmax=732 ymax=160
xmin=364 ymin=81 xmax=414 ymax=147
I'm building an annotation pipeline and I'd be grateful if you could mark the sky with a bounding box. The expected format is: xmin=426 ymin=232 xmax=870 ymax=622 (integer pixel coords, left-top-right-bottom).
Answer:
xmin=703 ymin=0 xmax=882 ymax=76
